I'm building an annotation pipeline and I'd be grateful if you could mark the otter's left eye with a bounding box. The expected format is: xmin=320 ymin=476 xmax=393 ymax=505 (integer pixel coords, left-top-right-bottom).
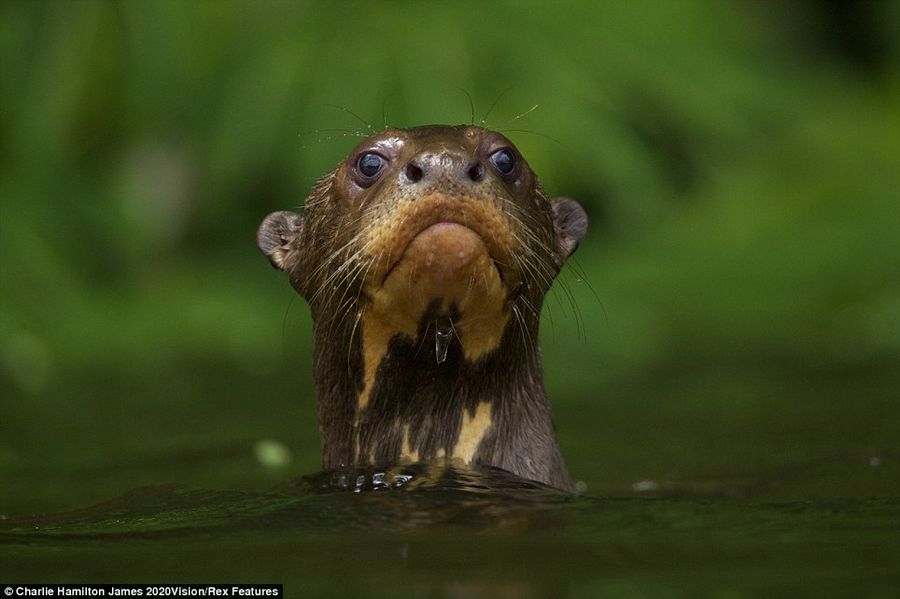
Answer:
xmin=490 ymin=149 xmax=516 ymax=175
xmin=357 ymin=152 xmax=385 ymax=179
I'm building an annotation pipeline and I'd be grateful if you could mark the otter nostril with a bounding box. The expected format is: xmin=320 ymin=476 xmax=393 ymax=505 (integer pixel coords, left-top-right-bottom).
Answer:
xmin=467 ymin=162 xmax=485 ymax=182
xmin=406 ymin=162 xmax=424 ymax=183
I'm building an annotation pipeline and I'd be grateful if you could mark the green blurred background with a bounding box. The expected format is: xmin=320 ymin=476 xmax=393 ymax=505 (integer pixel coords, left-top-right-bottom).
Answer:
xmin=2 ymin=0 xmax=899 ymax=516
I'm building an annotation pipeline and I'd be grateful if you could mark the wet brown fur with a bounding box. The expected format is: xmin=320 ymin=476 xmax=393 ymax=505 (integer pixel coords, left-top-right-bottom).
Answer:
xmin=258 ymin=125 xmax=587 ymax=491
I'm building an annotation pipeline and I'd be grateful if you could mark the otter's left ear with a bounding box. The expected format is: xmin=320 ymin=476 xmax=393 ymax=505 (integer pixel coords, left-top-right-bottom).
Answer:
xmin=550 ymin=197 xmax=588 ymax=264
xmin=257 ymin=210 xmax=302 ymax=271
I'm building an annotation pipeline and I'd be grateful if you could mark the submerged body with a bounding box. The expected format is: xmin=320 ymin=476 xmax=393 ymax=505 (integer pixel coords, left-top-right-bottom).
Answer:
xmin=258 ymin=125 xmax=587 ymax=490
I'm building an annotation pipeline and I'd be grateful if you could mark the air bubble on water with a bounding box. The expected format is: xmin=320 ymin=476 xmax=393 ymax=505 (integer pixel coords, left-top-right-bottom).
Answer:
xmin=435 ymin=321 xmax=453 ymax=364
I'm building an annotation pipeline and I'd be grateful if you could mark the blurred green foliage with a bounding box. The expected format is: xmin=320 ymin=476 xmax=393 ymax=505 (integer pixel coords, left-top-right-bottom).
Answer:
xmin=1 ymin=0 xmax=899 ymax=513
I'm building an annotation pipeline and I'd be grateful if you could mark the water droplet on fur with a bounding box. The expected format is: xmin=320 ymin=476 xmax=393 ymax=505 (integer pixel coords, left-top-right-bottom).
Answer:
xmin=435 ymin=322 xmax=452 ymax=364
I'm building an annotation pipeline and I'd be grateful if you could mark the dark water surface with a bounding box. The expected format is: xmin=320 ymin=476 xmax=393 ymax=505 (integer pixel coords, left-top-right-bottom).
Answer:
xmin=2 ymin=462 xmax=898 ymax=597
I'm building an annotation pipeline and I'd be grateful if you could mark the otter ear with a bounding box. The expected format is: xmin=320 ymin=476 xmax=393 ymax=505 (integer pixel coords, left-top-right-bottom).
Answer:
xmin=257 ymin=210 xmax=302 ymax=271
xmin=550 ymin=197 xmax=588 ymax=263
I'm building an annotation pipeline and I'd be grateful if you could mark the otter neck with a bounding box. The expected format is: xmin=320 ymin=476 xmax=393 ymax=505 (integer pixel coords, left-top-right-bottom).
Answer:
xmin=309 ymin=304 xmax=573 ymax=490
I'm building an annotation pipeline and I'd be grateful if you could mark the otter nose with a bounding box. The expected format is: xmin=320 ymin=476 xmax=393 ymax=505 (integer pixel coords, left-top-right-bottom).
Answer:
xmin=404 ymin=151 xmax=485 ymax=185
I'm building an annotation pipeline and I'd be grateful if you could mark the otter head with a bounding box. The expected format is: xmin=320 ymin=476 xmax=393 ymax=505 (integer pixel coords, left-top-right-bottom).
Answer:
xmin=258 ymin=124 xmax=586 ymax=350
xmin=257 ymin=125 xmax=587 ymax=484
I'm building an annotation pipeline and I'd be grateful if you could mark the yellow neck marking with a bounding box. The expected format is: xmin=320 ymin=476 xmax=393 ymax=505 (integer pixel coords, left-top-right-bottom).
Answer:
xmin=451 ymin=401 xmax=493 ymax=462
xmin=400 ymin=424 xmax=420 ymax=463
xmin=357 ymin=311 xmax=414 ymax=410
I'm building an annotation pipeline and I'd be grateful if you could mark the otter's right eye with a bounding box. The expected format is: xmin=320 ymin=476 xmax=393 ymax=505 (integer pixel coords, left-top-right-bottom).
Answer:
xmin=357 ymin=152 xmax=385 ymax=179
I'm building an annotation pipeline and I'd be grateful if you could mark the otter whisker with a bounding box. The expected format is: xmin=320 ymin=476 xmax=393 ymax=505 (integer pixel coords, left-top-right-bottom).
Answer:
xmin=325 ymin=103 xmax=375 ymax=134
xmin=308 ymin=241 xmax=368 ymax=304
xmin=321 ymin=258 xmax=371 ymax=332
xmin=347 ymin=309 xmax=363 ymax=377
xmin=480 ymin=87 xmax=512 ymax=126
xmin=503 ymin=104 xmax=539 ymax=126
xmin=306 ymin=233 xmax=366 ymax=289
xmin=511 ymin=304 xmax=535 ymax=359
xmin=497 ymin=128 xmax=561 ymax=145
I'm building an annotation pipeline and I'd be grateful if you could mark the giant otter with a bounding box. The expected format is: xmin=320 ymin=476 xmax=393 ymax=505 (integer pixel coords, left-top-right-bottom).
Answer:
xmin=257 ymin=125 xmax=587 ymax=490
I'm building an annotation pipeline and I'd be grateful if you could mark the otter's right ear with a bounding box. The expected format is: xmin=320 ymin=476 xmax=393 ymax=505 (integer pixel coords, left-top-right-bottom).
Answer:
xmin=257 ymin=210 xmax=302 ymax=271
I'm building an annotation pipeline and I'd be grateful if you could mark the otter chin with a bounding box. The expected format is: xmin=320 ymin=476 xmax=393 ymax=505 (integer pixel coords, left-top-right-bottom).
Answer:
xmin=368 ymin=201 xmax=513 ymax=365
xmin=257 ymin=124 xmax=587 ymax=490
xmin=387 ymin=221 xmax=492 ymax=288
xmin=379 ymin=221 xmax=499 ymax=304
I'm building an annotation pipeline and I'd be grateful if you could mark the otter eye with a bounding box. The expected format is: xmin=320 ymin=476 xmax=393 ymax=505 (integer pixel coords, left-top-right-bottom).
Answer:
xmin=490 ymin=149 xmax=516 ymax=175
xmin=357 ymin=152 xmax=385 ymax=179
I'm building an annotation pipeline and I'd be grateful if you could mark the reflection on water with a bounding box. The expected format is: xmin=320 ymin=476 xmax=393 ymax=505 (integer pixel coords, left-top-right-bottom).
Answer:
xmin=2 ymin=460 xmax=898 ymax=596
xmin=276 ymin=461 xmax=580 ymax=532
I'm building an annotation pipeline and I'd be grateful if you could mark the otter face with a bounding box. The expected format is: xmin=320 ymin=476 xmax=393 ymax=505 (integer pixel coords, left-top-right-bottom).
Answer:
xmin=257 ymin=125 xmax=587 ymax=368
